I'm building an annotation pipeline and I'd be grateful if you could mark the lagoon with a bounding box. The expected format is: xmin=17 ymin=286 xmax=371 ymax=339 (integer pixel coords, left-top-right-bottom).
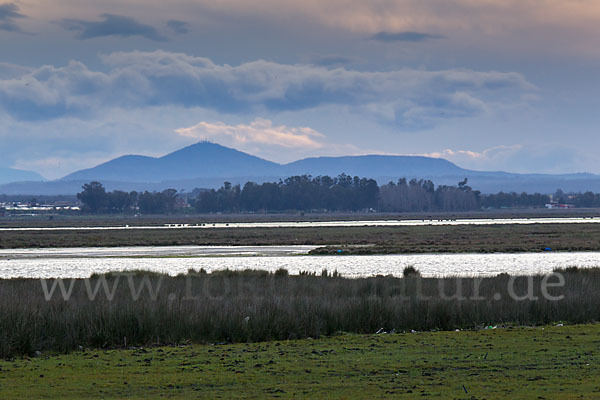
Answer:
xmin=1 ymin=246 xmax=599 ymax=279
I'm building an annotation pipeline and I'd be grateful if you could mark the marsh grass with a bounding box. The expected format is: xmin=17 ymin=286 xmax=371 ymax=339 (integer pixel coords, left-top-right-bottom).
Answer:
xmin=3 ymin=223 xmax=600 ymax=254
xmin=1 ymin=267 xmax=599 ymax=358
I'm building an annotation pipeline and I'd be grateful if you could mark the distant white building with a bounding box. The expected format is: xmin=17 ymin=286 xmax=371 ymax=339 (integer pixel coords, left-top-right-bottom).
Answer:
xmin=545 ymin=203 xmax=574 ymax=209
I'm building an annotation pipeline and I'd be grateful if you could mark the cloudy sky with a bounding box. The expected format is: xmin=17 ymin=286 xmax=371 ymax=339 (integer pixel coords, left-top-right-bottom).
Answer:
xmin=1 ymin=0 xmax=599 ymax=179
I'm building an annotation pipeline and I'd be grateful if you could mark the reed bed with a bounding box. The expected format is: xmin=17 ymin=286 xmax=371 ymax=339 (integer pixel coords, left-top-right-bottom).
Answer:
xmin=1 ymin=267 xmax=599 ymax=358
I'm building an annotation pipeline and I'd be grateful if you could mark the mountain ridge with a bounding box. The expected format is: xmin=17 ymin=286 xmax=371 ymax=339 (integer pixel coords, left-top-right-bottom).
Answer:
xmin=62 ymin=142 xmax=281 ymax=182
xmin=282 ymin=154 xmax=466 ymax=177
xmin=62 ymin=141 xmax=473 ymax=183
xmin=2 ymin=141 xmax=600 ymax=195
xmin=0 ymin=167 xmax=46 ymax=185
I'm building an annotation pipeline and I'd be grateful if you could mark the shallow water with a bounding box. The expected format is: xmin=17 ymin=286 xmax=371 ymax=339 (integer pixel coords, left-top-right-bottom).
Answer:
xmin=0 ymin=245 xmax=317 ymax=259
xmin=2 ymin=249 xmax=600 ymax=279
xmin=1 ymin=216 xmax=599 ymax=231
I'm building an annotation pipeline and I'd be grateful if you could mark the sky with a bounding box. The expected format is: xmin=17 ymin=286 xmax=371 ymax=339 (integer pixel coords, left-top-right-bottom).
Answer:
xmin=1 ymin=0 xmax=599 ymax=179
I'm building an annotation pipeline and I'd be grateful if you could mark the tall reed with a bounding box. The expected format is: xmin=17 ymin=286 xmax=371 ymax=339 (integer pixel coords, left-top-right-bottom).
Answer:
xmin=1 ymin=267 xmax=598 ymax=358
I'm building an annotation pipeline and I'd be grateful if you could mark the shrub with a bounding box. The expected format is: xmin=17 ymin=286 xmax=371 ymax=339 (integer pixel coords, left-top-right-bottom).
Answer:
xmin=403 ymin=266 xmax=420 ymax=277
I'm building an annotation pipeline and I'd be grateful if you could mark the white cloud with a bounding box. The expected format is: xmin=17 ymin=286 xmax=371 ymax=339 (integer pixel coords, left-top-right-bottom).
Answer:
xmin=423 ymin=144 xmax=590 ymax=174
xmin=423 ymin=145 xmax=523 ymax=162
xmin=176 ymin=118 xmax=325 ymax=149
xmin=174 ymin=116 xmax=368 ymax=164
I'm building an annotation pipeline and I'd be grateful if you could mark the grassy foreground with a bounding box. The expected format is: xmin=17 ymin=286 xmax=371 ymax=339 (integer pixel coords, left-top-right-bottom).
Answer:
xmin=1 ymin=324 xmax=599 ymax=399
xmin=2 ymin=268 xmax=600 ymax=358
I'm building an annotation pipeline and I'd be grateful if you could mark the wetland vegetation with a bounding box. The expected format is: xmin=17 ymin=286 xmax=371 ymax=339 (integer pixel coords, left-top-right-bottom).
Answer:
xmin=1 ymin=267 xmax=598 ymax=359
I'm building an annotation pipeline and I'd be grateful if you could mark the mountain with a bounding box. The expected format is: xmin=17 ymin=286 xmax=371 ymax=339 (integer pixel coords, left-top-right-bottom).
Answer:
xmin=62 ymin=142 xmax=469 ymax=184
xmin=2 ymin=141 xmax=600 ymax=195
xmin=0 ymin=167 xmax=45 ymax=185
xmin=63 ymin=142 xmax=280 ymax=182
xmin=284 ymin=155 xmax=466 ymax=178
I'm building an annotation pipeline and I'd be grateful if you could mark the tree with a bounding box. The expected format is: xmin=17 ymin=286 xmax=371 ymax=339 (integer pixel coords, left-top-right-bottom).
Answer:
xmin=160 ymin=189 xmax=178 ymax=214
xmin=554 ymin=189 xmax=567 ymax=204
xmin=77 ymin=182 xmax=108 ymax=213
xmin=195 ymin=189 xmax=220 ymax=212
xmin=137 ymin=189 xmax=178 ymax=214
xmin=107 ymin=190 xmax=133 ymax=213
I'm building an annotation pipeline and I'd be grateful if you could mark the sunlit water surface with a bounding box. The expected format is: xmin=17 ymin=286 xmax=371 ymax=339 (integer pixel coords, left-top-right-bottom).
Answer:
xmin=1 ymin=246 xmax=600 ymax=279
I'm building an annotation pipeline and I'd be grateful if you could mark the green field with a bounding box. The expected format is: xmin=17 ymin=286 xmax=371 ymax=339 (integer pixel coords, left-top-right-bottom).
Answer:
xmin=1 ymin=324 xmax=598 ymax=399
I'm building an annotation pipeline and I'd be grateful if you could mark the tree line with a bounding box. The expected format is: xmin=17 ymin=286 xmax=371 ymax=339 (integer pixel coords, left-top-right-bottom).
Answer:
xmin=378 ymin=178 xmax=480 ymax=212
xmin=194 ymin=174 xmax=379 ymax=213
xmin=481 ymin=190 xmax=600 ymax=209
xmin=76 ymin=177 xmax=600 ymax=214
xmin=76 ymin=182 xmax=178 ymax=214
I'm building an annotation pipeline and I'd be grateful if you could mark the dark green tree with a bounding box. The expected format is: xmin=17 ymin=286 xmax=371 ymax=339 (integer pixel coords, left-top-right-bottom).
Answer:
xmin=77 ymin=182 xmax=108 ymax=213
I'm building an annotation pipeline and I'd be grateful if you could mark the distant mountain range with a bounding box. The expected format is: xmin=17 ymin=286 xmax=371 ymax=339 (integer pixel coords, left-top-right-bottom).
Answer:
xmin=2 ymin=141 xmax=600 ymax=195
xmin=63 ymin=142 xmax=281 ymax=182
xmin=0 ymin=167 xmax=45 ymax=185
xmin=63 ymin=142 xmax=465 ymax=183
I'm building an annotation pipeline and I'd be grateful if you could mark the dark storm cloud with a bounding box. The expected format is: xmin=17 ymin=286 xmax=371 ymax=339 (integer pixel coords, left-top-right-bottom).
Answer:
xmin=166 ymin=20 xmax=190 ymax=34
xmin=60 ymin=14 xmax=167 ymax=41
xmin=393 ymin=92 xmax=488 ymax=131
xmin=0 ymin=51 xmax=531 ymax=128
xmin=0 ymin=2 xmax=25 ymax=32
xmin=371 ymin=31 xmax=444 ymax=42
